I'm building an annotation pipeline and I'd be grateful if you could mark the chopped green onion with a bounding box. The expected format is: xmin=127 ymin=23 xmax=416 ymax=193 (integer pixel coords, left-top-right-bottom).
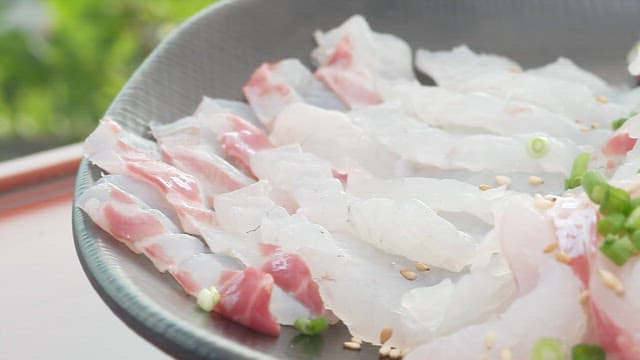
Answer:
xmin=294 ymin=317 xmax=329 ymax=335
xmin=631 ymin=198 xmax=640 ymax=209
xmin=612 ymin=117 xmax=628 ymax=131
xmin=197 ymin=286 xmax=221 ymax=312
xmin=571 ymin=343 xmax=606 ymax=360
xmin=626 ymin=206 xmax=640 ymax=231
xmin=564 ymin=153 xmax=591 ymax=189
xmin=582 ymin=171 xmax=608 ymax=204
xmin=597 ymin=213 xmax=627 ymax=235
xmin=600 ymin=185 xmax=631 ymax=215
xmin=600 ymin=235 xmax=636 ymax=266
xmin=631 ymin=230 xmax=640 ymax=251
xmin=531 ymin=338 xmax=565 ymax=360
xmin=526 ymin=136 xmax=551 ymax=158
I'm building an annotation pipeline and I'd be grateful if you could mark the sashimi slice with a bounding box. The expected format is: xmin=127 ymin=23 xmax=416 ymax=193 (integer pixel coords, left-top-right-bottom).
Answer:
xmin=134 ymin=233 xmax=208 ymax=272
xmin=84 ymin=118 xmax=214 ymax=234
xmin=77 ymin=181 xmax=180 ymax=252
xmin=243 ymin=58 xmax=346 ymax=126
xmin=312 ymin=15 xmax=414 ymax=107
xmin=194 ymin=97 xmax=260 ymax=126
xmin=351 ymin=104 xmax=583 ymax=176
xmin=528 ymin=57 xmax=611 ymax=94
xmin=271 ymin=103 xmax=405 ymax=177
xmin=347 ymin=171 xmax=507 ymax=224
xmin=384 ymin=83 xmax=610 ymax=146
xmin=415 ymin=45 xmax=521 ymax=88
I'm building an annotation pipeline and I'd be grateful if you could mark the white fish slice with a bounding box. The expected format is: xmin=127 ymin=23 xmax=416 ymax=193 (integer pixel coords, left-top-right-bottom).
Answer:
xmin=312 ymin=15 xmax=415 ymax=107
xmin=347 ymin=171 xmax=507 ymax=224
xmin=243 ymin=58 xmax=346 ymax=126
xmin=415 ymin=45 xmax=521 ymax=88
xmin=528 ymin=57 xmax=611 ymax=95
xmin=351 ymin=104 xmax=583 ymax=176
xmin=194 ymin=97 xmax=261 ymax=126
xmin=384 ymin=83 xmax=610 ymax=147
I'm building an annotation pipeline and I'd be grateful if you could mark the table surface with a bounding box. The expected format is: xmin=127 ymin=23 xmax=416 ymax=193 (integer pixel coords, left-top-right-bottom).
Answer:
xmin=0 ymin=146 xmax=168 ymax=359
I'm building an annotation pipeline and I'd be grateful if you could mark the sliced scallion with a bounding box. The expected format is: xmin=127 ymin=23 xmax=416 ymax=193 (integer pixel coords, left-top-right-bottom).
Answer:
xmin=526 ymin=136 xmax=551 ymax=158
xmin=531 ymin=338 xmax=565 ymax=360
xmin=564 ymin=153 xmax=591 ymax=190
xmin=597 ymin=213 xmax=627 ymax=236
xmin=571 ymin=343 xmax=606 ymax=360
xmin=626 ymin=206 xmax=640 ymax=231
xmin=600 ymin=185 xmax=631 ymax=215
xmin=294 ymin=317 xmax=329 ymax=336
xmin=600 ymin=235 xmax=636 ymax=266
xmin=582 ymin=171 xmax=608 ymax=204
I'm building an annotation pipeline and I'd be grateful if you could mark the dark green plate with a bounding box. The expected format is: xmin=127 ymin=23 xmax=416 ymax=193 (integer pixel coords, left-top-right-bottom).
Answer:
xmin=72 ymin=0 xmax=640 ymax=358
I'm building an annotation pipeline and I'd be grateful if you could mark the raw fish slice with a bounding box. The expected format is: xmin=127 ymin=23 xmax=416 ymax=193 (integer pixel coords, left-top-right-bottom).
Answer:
xmin=243 ymin=58 xmax=346 ymax=126
xmin=84 ymin=118 xmax=214 ymax=234
xmin=415 ymin=45 xmax=521 ymax=88
xmin=195 ymin=97 xmax=260 ymax=126
xmin=385 ymin=83 xmax=610 ymax=146
xmin=215 ymin=267 xmax=281 ymax=336
xmin=260 ymin=245 xmax=325 ymax=316
xmin=588 ymin=256 xmax=640 ymax=358
xmin=448 ymin=72 xmax=629 ymax=127
xmin=404 ymin=260 xmax=586 ymax=360
xmin=349 ymin=197 xmax=477 ymax=272
xmin=312 ymin=15 xmax=414 ymax=107
xmin=77 ymin=181 xmax=180 ymax=252
xmin=351 ymin=104 xmax=583 ymax=176
xmin=271 ymin=103 xmax=405 ymax=177
xmin=528 ymin=57 xmax=611 ymax=94
xmin=99 ymin=174 xmax=180 ymax=226
xmin=399 ymin=255 xmax=516 ymax=345
xmin=134 ymin=233 xmax=208 ymax=272
xmin=347 ymin=171 xmax=507 ymax=224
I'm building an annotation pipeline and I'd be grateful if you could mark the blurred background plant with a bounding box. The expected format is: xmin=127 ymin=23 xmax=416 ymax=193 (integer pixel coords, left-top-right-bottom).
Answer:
xmin=0 ymin=0 xmax=213 ymax=160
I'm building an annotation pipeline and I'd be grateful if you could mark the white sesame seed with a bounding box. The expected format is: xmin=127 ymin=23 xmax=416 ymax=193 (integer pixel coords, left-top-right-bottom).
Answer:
xmin=380 ymin=327 xmax=393 ymax=344
xmin=485 ymin=331 xmax=496 ymax=350
xmin=510 ymin=66 xmax=522 ymax=73
xmin=500 ymin=348 xmax=513 ymax=360
xmin=343 ymin=341 xmax=361 ymax=350
xmin=534 ymin=194 xmax=554 ymax=210
xmin=528 ymin=175 xmax=544 ymax=186
xmin=415 ymin=262 xmax=430 ymax=272
xmin=379 ymin=344 xmax=391 ymax=357
xmin=579 ymin=290 xmax=590 ymax=306
xmin=596 ymin=95 xmax=609 ymax=104
xmin=543 ymin=241 xmax=559 ymax=253
xmin=350 ymin=336 xmax=362 ymax=344
xmin=400 ymin=269 xmax=417 ymax=281
xmin=555 ymin=251 xmax=571 ymax=265
xmin=479 ymin=354 xmax=490 ymax=360
xmin=479 ymin=184 xmax=493 ymax=191
xmin=495 ymin=175 xmax=512 ymax=187
xmin=598 ymin=268 xmax=625 ymax=296
xmin=389 ymin=348 xmax=402 ymax=359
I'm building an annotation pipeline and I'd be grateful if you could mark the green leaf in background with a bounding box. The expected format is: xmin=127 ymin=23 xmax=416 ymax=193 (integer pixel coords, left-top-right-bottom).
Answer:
xmin=0 ymin=0 xmax=214 ymax=160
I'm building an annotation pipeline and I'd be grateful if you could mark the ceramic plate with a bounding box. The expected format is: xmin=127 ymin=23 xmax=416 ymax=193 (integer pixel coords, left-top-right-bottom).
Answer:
xmin=73 ymin=0 xmax=640 ymax=358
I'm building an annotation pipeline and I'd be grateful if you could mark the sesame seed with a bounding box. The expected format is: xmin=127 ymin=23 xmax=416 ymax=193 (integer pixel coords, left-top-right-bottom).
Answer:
xmin=343 ymin=341 xmax=361 ymax=350
xmin=543 ymin=241 xmax=559 ymax=253
xmin=596 ymin=95 xmax=609 ymax=104
xmin=555 ymin=251 xmax=571 ymax=264
xmin=389 ymin=348 xmax=402 ymax=359
xmin=350 ymin=336 xmax=362 ymax=344
xmin=480 ymin=354 xmax=490 ymax=360
xmin=579 ymin=126 xmax=592 ymax=132
xmin=379 ymin=344 xmax=391 ymax=357
xmin=380 ymin=327 xmax=393 ymax=344
xmin=500 ymin=348 xmax=513 ymax=360
xmin=400 ymin=269 xmax=417 ymax=281
xmin=485 ymin=331 xmax=496 ymax=350
xmin=591 ymin=123 xmax=598 ymax=129
xmin=528 ymin=175 xmax=544 ymax=186
xmin=579 ymin=290 xmax=590 ymax=306
xmin=495 ymin=175 xmax=512 ymax=187
xmin=598 ymin=268 xmax=625 ymax=296
xmin=479 ymin=184 xmax=492 ymax=191
xmin=510 ymin=66 xmax=522 ymax=73
xmin=415 ymin=262 xmax=430 ymax=272
xmin=534 ymin=196 xmax=554 ymax=210
xmin=563 ymin=191 xmax=576 ymax=198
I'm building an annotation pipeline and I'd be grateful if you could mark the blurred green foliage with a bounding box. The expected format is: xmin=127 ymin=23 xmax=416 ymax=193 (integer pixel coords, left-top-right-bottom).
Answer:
xmin=0 ymin=0 xmax=214 ymax=158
